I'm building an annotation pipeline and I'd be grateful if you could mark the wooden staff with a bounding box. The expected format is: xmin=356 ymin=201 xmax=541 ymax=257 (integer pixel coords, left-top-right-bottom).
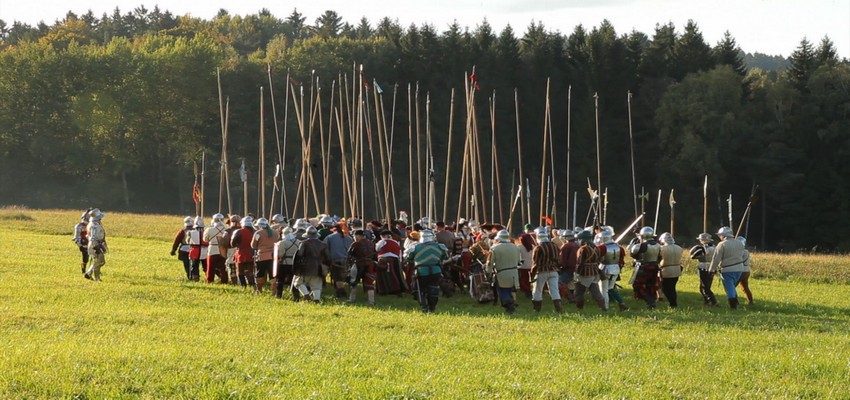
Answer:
xmin=278 ymin=70 xmax=291 ymax=217
xmin=539 ymin=78 xmax=551 ymax=225
xmin=565 ymin=85 xmax=571 ymax=228
xmin=415 ymin=83 xmax=424 ymax=221
xmin=323 ymin=80 xmax=336 ymax=214
xmin=373 ymin=79 xmax=392 ymax=224
xmin=669 ymin=189 xmax=676 ymax=236
xmin=407 ymin=83 xmax=415 ymax=222
xmin=216 ymin=68 xmax=228 ymax=214
xmin=627 ymin=90 xmax=638 ymax=218
xmin=267 ymin=65 xmax=284 ymax=217
xmin=703 ymin=175 xmax=708 ymax=232
xmin=200 ymin=152 xmax=205 ymax=218
xmin=490 ymin=92 xmax=504 ymax=223
xmin=387 ymin=84 xmax=399 ymax=218
xmin=259 ymin=86 xmax=265 ymax=217
xmin=593 ymin=92 xmax=603 ymax=226
xmin=335 ymin=108 xmax=351 ymax=218
xmin=442 ymin=88 xmax=455 ymax=222
xmin=514 ymin=89 xmax=526 ymax=225
xmin=268 ymin=164 xmax=279 ymax=219
xmin=241 ymin=159 xmax=248 ymax=216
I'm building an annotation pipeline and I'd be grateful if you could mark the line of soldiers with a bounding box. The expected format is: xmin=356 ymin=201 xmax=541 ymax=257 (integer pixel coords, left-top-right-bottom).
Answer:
xmin=72 ymin=208 xmax=108 ymax=281
xmin=155 ymin=213 xmax=753 ymax=313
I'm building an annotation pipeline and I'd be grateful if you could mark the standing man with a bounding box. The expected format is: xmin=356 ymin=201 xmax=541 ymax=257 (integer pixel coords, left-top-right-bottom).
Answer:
xmin=72 ymin=209 xmax=91 ymax=274
xmin=204 ymin=213 xmax=228 ymax=284
xmin=187 ymin=217 xmax=207 ymax=282
xmin=84 ymin=208 xmax=107 ymax=281
xmin=324 ymin=222 xmax=355 ymax=299
xmin=558 ymin=229 xmax=579 ymax=303
xmin=709 ymin=226 xmax=746 ymax=309
xmin=517 ymin=224 xmax=537 ymax=298
xmin=292 ymin=226 xmax=331 ymax=302
xmin=658 ymin=233 xmax=683 ymax=309
xmin=690 ymin=233 xmax=718 ymax=306
xmin=274 ymin=227 xmax=299 ymax=299
xmin=230 ymin=216 xmax=256 ymax=289
xmin=223 ymin=215 xmax=241 ymax=285
xmin=597 ymin=230 xmax=629 ymax=311
xmin=487 ymin=230 xmax=521 ymax=314
xmin=170 ymin=217 xmax=194 ymax=280
xmin=348 ymin=230 xmax=377 ymax=305
xmin=252 ymin=218 xmax=279 ymax=293
xmin=530 ymin=227 xmax=563 ymax=313
xmin=628 ymin=227 xmax=662 ymax=310
xmin=406 ymin=230 xmax=449 ymax=313
xmin=574 ymin=230 xmax=606 ymax=310
xmin=376 ymin=230 xmax=406 ymax=295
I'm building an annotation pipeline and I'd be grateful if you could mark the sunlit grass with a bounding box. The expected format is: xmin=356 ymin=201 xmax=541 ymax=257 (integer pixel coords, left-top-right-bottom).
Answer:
xmin=1 ymin=207 xmax=849 ymax=398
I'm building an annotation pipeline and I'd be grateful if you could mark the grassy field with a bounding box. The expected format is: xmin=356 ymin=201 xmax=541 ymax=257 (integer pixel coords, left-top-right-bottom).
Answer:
xmin=1 ymin=207 xmax=849 ymax=398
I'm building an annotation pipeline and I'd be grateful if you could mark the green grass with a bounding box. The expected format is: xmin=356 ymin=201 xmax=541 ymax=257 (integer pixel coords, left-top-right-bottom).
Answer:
xmin=1 ymin=208 xmax=849 ymax=398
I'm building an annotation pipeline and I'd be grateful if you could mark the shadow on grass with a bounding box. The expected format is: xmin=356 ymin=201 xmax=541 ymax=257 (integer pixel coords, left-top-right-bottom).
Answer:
xmin=174 ymin=277 xmax=847 ymax=332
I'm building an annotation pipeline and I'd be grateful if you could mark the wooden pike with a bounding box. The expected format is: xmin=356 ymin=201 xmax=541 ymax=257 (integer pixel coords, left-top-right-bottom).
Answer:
xmin=565 ymin=85 xmax=571 ymax=228
xmin=407 ymin=83 xmax=415 ymax=222
xmin=259 ymin=86 xmax=265 ymax=217
xmin=627 ymin=90 xmax=638 ymax=219
xmin=267 ymin=65 xmax=284 ymax=217
xmin=442 ymin=88 xmax=455 ymax=222
xmin=593 ymin=92 xmax=602 ymax=227
xmin=703 ymin=175 xmax=708 ymax=232
xmin=539 ymin=78 xmax=551 ymax=226
xmin=514 ymin=89 xmax=526 ymax=225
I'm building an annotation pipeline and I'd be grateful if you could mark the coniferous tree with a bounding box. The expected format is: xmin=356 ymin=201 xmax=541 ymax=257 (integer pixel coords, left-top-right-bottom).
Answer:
xmin=787 ymin=37 xmax=816 ymax=91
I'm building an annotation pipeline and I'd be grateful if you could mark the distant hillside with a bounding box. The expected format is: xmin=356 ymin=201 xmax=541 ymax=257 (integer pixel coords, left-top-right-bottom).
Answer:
xmin=743 ymin=52 xmax=790 ymax=71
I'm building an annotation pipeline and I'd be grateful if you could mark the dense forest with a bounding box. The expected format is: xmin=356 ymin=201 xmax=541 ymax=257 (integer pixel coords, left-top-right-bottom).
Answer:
xmin=0 ymin=7 xmax=848 ymax=250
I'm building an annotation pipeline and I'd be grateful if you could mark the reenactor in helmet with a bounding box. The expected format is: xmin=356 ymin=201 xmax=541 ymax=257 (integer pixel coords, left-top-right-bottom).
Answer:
xmin=204 ymin=213 xmax=228 ymax=283
xmin=170 ymin=216 xmax=194 ymax=280
xmin=230 ymin=216 xmax=256 ymax=289
xmin=252 ymin=218 xmax=279 ymax=293
xmin=406 ymin=230 xmax=449 ymax=313
xmin=516 ymin=224 xmax=537 ymax=298
xmin=324 ymin=221 xmax=355 ymax=299
xmin=348 ymin=230 xmax=378 ymax=304
xmin=628 ymin=226 xmax=662 ymax=309
xmin=708 ymin=227 xmax=746 ymax=309
xmin=84 ymin=209 xmax=107 ymax=281
xmin=292 ymin=226 xmax=331 ymax=302
xmin=658 ymin=233 xmax=684 ymax=308
xmin=270 ymin=214 xmax=288 ymax=236
xmin=530 ymin=227 xmax=563 ymax=313
xmin=187 ymin=216 xmax=207 ymax=282
xmin=690 ymin=232 xmax=718 ymax=306
xmin=574 ymin=230 xmax=606 ymax=310
xmin=223 ymin=215 xmax=241 ymax=285
xmin=486 ymin=230 xmax=521 ymax=314
xmin=274 ymin=227 xmax=300 ymax=299
xmin=317 ymin=215 xmax=335 ymax=240
xmin=558 ymin=229 xmax=579 ymax=303
xmin=597 ymin=230 xmax=629 ymax=311
xmin=72 ymin=209 xmax=92 ymax=274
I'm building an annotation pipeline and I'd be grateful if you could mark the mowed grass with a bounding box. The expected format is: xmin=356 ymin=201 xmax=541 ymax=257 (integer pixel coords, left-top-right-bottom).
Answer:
xmin=1 ymin=208 xmax=849 ymax=398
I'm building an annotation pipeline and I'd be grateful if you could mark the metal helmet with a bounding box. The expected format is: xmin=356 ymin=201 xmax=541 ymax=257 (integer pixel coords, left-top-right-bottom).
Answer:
xmin=697 ymin=233 xmax=713 ymax=243
xmin=229 ymin=214 xmax=241 ymax=223
xmin=305 ymin=226 xmax=318 ymax=238
xmin=639 ymin=226 xmax=654 ymax=240
xmin=241 ymin=216 xmax=254 ymax=229
xmin=89 ymin=208 xmax=105 ymax=222
xmin=602 ymin=225 xmax=614 ymax=235
xmin=593 ymin=233 xmax=602 ymax=245
xmin=256 ymin=218 xmax=269 ymax=228
xmin=183 ymin=216 xmax=193 ymax=226
xmin=600 ymin=230 xmax=614 ymax=244
xmin=282 ymin=227 xmax=295 ymax=241
xmin=194 ymin=216 xmax=205 ymax=228
xmin=534 ymin=227 xmax=549 ymax=242
xmin=211 ymin=213 xmax=225 ymax=224
xmin=717 ymin=226 xmax=734 ymax=239
xmin=562 ymin=229 xmax=575 ymax=240
xmin=418 ymin=217 xmax=432 ymax=229
xmin=271 ymin=214 xmax=286 ymax=224
xmin=80 ymin=209 xmax=91 ymax=222
xmin=577 ymin=230 xmax=593 ymax=242
xmin=320 ymin=215 xmax=334 ymax=227
xmin=659 ymin=232 xmax=675 ymax=245
xmin=736 ymin=236 xmax=746 ymax=247
xmin=496 ymin=230 xmax=511 ymax=243
xmin=419 ymin=230 xmax=435 ymax=243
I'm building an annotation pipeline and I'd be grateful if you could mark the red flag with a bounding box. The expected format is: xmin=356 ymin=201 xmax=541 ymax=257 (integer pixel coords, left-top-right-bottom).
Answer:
xmin=541 ymin=216 xmax=552 ymax=225
xmin=193 ymin=183 xmax=201 ymax=204
xmin=470 ymin=72 xmax=480 ymax=91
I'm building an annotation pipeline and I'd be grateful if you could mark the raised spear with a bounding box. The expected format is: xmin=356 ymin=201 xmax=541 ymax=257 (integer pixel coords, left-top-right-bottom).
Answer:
xmin=627 ymin=91 xmax=638 ymax=218
xmin=669 ymin=189 xmax=676 ymax=236
xmin=703 ymin=175 xmax=708 ymax=232
xmin=736 ymin=184 xmax=759 ymax=237
xmin=653 ymin=189 xmax=662 ymax=232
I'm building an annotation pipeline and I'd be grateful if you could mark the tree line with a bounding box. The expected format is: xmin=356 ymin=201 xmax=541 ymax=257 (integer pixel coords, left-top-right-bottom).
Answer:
xmin=0 ymin=7 xmax=848 ymax=250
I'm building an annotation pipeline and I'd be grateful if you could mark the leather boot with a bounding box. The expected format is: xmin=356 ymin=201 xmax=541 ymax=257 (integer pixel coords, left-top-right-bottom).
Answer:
xmin=553 ymin=299 xmax=563 ymax=314
xmin=532 ymin=300 xmax=543 ymax=312
xmin=575 ymin=301 xmax=584 ymax=310
xmin=618 ymin=303 xmax=630 ymax=311
xmin=255 ymin=277 xmax=267 ymax=293
xmin=728 ymin=297 xmax=739 ymax=309
xmin=81 ymin=262 xmax=86 ymax=274
xmin=596 ymin=298 xmax=608 ymax=311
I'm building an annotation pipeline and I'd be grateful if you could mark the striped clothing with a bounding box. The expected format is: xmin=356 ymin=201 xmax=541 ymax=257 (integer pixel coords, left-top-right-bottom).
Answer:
xmin=531 ymin=241 xmax=561 ymax=274
xmin=407 ymin=242 xmax=448 ymax=277
xmin=576 ymin=243 xmax=601 ymax=276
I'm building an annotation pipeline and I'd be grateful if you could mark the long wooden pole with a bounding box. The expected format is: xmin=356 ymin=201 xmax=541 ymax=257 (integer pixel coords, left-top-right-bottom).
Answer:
xmin=703 ymin=175 xmax=708 ymax=232
xmin=280 ymin=72 xmax=291 ymax=216
xmin=216 ymin=68 xmax=226 ymax=213
xmin=373 ymin=79 xmax=392 ymax=224
xmin=593 ymin=92 xmax=602 ymax=227
xmin=627 ymin=90 xmax=638 ymax=219
xmin=442 ymin=88 xmax=455 ymax=222
xmin=565 ymin=85 xmax=571 ymax=230
xmin=259 ymin=86 xmax=265 ymax=217
xmin=514 ymin=89 xmax=526 ymax=226
xmin=267 ymin=65 xmax=284 ymax=217
xmin=539 ymin=79 xmax=551 ymax=226
xmin=407 ymin=83 xmax=415 ymax=222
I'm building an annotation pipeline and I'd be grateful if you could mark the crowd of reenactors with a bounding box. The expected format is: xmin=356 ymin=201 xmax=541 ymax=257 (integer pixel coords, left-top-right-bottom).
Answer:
xmin=150 ymin=212 xmax=754 ymax=314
